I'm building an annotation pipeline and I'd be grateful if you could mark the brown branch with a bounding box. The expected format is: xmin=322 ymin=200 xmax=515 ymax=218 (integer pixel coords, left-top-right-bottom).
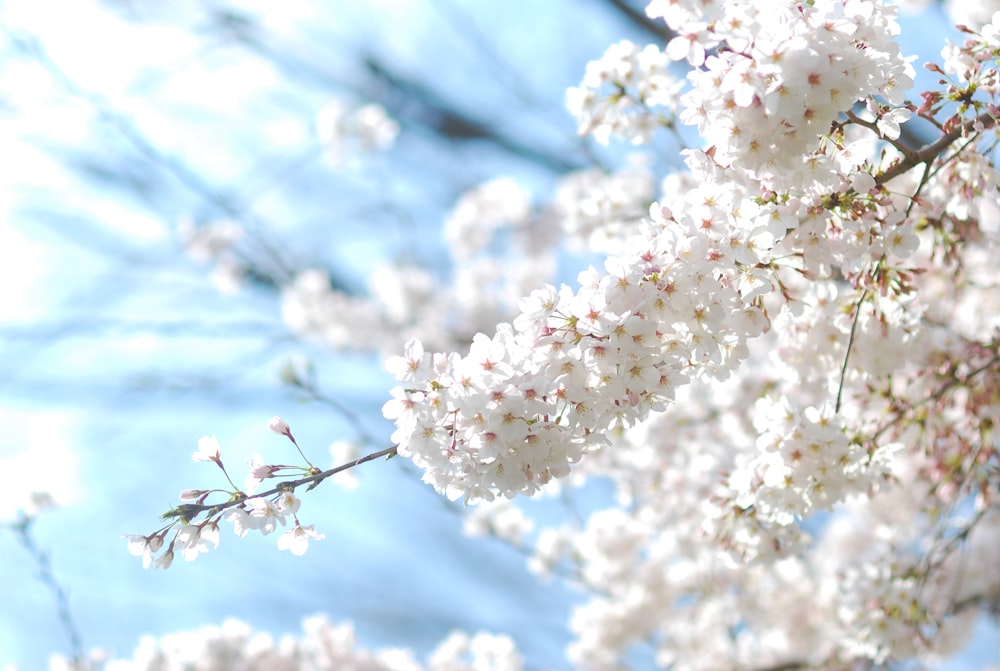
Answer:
xmin=752 ymin=663 xmax=808 ymax=671
xmin=876 ymin=110 xmax=999 ymax=186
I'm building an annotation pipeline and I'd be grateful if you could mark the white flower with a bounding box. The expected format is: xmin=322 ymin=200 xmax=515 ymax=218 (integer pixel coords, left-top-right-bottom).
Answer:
xmin=353 ymin=103 xmax=399 ymax=151
xmin=245 ymin=497 xmax=286 ymax=535
xmin=384 ymin=338 xmax=429 ymax=384
xmin=316 ymin=100 xmax=398 ymax=165
xmin=277 ymin=522 xmax=325 ymax=556
xmin=125 ymin=533 xmax=163 ymax=570
xmin=191 ymin=435 xmax=221 ymax=463
xmin=224 ymin=507 xmax=260 ymax=538
xmin=176 ymin=523 xmax=220 ymax=562
xmin=886 ymin=224 xmax=920 ymax=259
xmin=876 ymin=106 xmax=912 ymax=141
xmin=277 ymin=491 xmax=301 ymax=515
xmin=177 ymin=219 xmax=243 ymax=263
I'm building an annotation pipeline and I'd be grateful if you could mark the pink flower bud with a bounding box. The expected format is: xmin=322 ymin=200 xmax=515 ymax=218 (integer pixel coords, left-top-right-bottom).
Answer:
xmin=268 ymin=416 xmax=291 ymax=436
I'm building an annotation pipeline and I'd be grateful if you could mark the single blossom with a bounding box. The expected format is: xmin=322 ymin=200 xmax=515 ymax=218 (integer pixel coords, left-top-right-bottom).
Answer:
xmin=268 ymin=416 xmax=291 ymax=436
xmin=175 ymin=523 xmax=221 ymax=561
xmin=277 ymin=491 xmax=301 ymax=515
xmin=225 ymin=506 xmax=259 ymax=538
xmin=245 ymin=497 xmax=286 ymax=535
xmin=277 ymin=522 xmax=325 ymax=556
xmin=191 ymin=435 xmax=222 ymax=463
xmin=124 ymin=533 xmax=163 ymax=570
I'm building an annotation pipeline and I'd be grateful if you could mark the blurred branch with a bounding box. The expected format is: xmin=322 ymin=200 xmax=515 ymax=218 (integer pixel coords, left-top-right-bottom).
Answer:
xmin=601 ymin=0 xmax=674 ymax=41
xmin=200 ymin=7 xmax=588 ymax=174
xmin=3 ymin=514 xmax=85 ymax=666
xmin=364 ymin=54 xmax=584 ymax=174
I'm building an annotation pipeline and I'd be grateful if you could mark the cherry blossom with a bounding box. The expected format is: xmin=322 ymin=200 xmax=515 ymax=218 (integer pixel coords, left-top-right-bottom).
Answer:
xmin=276 ymin=522 xmax=325 ymax=556
xmin=123 ymin=2 xmax=1000 ymax=669
xmin=190 ymin=435 xmax=221 ymax=463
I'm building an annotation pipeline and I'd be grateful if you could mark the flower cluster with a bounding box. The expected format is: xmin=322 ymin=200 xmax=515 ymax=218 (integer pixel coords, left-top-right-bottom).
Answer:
xmin=554 ymin=154 xmax=655 ymax=254
xmin=383 ymin=187 xmax=775 ymax=503
xmin=729 ymin=399 xmax=897 ymax=526
xmin=657 ymin=0 xmax=915 ymax=191
xmin=44 ymin=617 xmax=523 ymax=671
xmin=443 ymin=178 xmax=532 ymax=261
xmin=566 ymin=39 xmax=683 ymax=145
xmin=516 ymin=350 xmax=1000 ymax=669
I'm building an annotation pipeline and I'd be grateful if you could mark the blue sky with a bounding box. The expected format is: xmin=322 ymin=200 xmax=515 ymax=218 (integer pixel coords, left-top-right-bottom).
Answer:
xmin=0 ymin=1 xmax=997 ymax=670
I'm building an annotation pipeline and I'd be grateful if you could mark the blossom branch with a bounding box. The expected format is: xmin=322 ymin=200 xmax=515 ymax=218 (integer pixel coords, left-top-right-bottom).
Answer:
xmin=163 ymin=445 xmax=398 ymax=523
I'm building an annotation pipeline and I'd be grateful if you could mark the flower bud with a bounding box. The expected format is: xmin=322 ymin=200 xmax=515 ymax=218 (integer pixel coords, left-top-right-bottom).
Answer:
xmin=268 ymin=416 xmax=291 ymax=436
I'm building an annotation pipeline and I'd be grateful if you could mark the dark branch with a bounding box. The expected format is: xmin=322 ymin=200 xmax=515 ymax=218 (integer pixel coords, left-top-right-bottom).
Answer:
xmin=877 ymin=110 xmax=999 ymax=186
xmin=601 ymin=0 xmax=674 ymax=41
xmin=362 ymin=55 xmax=584 ymax=173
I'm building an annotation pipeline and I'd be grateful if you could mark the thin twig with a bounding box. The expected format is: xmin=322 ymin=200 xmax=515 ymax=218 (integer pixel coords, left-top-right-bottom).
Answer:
xmin=835 ymin=290 xmax=868 ymax=413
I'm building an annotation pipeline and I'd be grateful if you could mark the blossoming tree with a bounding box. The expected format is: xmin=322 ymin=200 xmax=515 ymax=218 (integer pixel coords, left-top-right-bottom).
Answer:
xmin=30 ymin=0 xmax=1000 ymax=668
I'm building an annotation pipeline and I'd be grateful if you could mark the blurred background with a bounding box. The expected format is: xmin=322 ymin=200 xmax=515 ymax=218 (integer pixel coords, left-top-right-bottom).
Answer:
xmin=0 ymin=0 xmax=996 ymax=669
